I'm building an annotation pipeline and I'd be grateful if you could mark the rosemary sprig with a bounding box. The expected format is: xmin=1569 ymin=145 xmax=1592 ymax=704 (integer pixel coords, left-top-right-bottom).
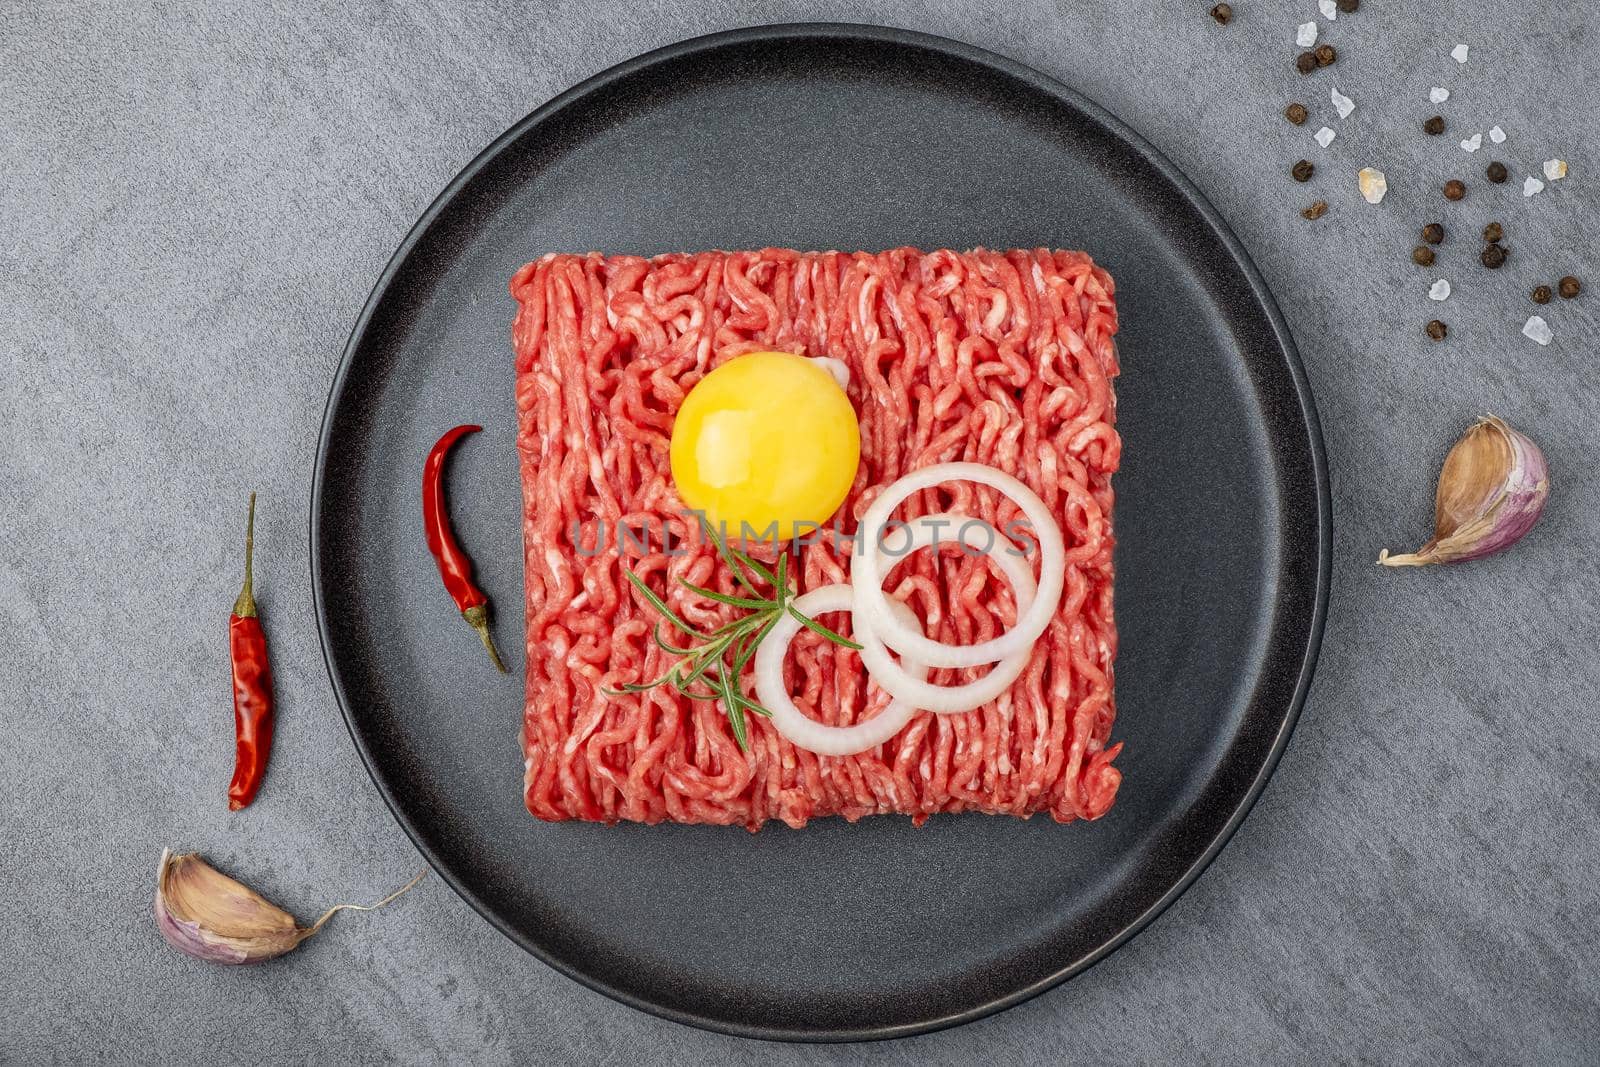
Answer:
xmin=607 ymin=522 xmax=861 ymax=750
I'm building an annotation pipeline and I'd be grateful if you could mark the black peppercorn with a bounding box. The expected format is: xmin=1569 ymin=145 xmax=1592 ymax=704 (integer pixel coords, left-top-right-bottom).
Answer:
xmin=1302 ymin=200 xmax=1328 ymax=220
xmin=1559 ymin=275 xmax=1582 ymax=299
xmin=1291 ymin=159 xmax=1315 ymax=182
xmin=1532 ymin=285 xmax=1553 ymax=305
xmin=1481 ymin=244 xmax=1508 ymax=269
xmin=1421 ymin=223 xmax=1445 ymax=244
xmin=1424 ymin=115 xmax=1446 ymax=135
xmin=1296 ymin=52 xmax=1318 ymax=74
xmin=1285 ymin=103 xmax=1309 ymax=125
xmin=1210 ymin=3 xmax=1232 ymax=24
xmin=1337 ymin=0 xmax=1359 ymax=11
xmin=1314 ymin=44 xmax=1337 ymax=67
xmin=1426 ymin=320 xmax=1447 ymax=341
xmin=1444 ymin=179 xmax=1466 ymax=201
xmin=1486 ymin=161 xmax=1508 ymax=183
xmin=1482 ymin=222 xmax=1503 ymax=243
xmin=1412 ymin=246 xmax=1436 ymax=266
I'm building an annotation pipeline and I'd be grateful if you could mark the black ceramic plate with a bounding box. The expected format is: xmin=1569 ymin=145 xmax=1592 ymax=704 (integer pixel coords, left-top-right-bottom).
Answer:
xmin=312 ymin=24 xmax=1329 ymax=1042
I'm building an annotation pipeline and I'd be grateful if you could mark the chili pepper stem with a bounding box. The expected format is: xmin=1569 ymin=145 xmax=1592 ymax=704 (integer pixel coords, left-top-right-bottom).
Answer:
xmin=463 ymin=604 xmax=508 ymax=673
xmin=233 ymin=492 xmax=257 ymax=618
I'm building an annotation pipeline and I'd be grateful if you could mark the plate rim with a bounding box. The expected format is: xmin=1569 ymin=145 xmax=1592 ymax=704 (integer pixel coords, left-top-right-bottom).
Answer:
xmin=310 ymin=20 xmax=1332 ymax=1043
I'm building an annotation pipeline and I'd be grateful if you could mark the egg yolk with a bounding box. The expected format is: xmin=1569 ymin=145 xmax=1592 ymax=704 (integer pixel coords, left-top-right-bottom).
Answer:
xmin=670 ymin=352 xmax=860 ymax=541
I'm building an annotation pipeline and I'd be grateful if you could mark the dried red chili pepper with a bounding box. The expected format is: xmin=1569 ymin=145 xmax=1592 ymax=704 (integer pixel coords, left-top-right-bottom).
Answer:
xmin=228 ymin=493 xmax=275 ymax=811
xmin=423 ymin=425 xmax=507 ymax=672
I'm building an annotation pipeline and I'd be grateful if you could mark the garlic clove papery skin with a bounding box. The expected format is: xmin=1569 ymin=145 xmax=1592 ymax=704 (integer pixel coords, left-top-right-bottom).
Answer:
xmin=1380 ymin=416 xmax=1549 ymax=567
xmin=1435 ymin=417 xmax=1548 ymax=562
xmin=155 ymin=849 xmax=310 ymax=965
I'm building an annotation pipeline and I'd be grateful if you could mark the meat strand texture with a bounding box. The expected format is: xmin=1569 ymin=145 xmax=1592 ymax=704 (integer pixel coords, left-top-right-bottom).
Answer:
xmin=510 ymin=247 xmax=1121 ymax=829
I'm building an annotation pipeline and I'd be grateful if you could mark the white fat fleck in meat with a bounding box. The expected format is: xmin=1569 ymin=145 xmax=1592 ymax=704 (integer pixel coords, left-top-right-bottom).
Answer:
xmin=856 ymin=275 xmax=882 ymax=344
xmin=543 ymin=548 xmax=569 ymax=583
xmin=812 ymin=356 xmax=851 ymax=390
xmin=984 ymin=292 xmax=1008 ymax=332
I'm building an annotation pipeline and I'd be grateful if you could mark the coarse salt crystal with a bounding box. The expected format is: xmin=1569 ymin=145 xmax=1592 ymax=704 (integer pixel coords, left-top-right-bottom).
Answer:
xmin=1319 ymin=0 xmax=1338 ymax=19
xmin=1297 ymin=21 xmax=1318 ymax=47
xmin=1331 ymin=86 xmax=1355 ymax=119
xmin=1430 ymin=87 xmax=1450 ymax=103
xmin=1429 ymin=280 xmax=1451 ymax=301
xmin=1358 ymin=167 xmax=1387 ymax=204
xmin=1543 ymin=159 xmax=1568 ymax=181
xmin=1452 ymin=44 xmax=1470 ymax=64
xmin=1524 ymin=176 xmax=1545 ymax=197
xmin=1460 ymin=133 xmax=1482 ymax=153
xmin=1522 ymin=316 xmax=1553 ymax=346
xmin=1489 ymin=126 xmax=1507 ymax=143
xmin=1315 ymin=126 xmax=1336 ymax=148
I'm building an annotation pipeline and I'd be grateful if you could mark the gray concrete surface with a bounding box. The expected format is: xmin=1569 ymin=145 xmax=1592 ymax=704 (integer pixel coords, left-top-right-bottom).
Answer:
xmin=4 ymin=1 xmax=1598 ymax=1062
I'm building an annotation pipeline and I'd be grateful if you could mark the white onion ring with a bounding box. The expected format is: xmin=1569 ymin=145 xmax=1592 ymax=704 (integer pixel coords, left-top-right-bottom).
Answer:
xmin=754 ymin=584 xmax=928 ymax=756
xmin=852 ymin=515 xmax=1039 ymax=714
xmin=851 ymin=462 xmax=1065 ymax=669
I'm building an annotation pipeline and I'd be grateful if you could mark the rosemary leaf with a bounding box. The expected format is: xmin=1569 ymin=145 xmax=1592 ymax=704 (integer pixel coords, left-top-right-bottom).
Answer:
xmin=732 ymin=612 xmax=780 ymax=674
xmin=652 ymin=622 xmax=697 ymax=657
xmin=710 ymin=616 xmax=758 ymax=638
xmin=701 ymin=517 xmax=766 ymax=598
xmin=606 ymin=675 xmax=675 ymax=695
xmin=787 ymin=604 xmax=864 ymax=650
xmin=677 ymin=634 xmax=736 ymax=689
xmin=624 ymin=571 xmax=707 ymax=641
xmin=732 ymin=692 xmax=774 ymax=718
xmin=726 ymin=539 xmax=779 ymax=588
xmin=714 ymin=666 xmax=750 ymax=750
xmin=677 ymin=579 xmax=771 ymax=610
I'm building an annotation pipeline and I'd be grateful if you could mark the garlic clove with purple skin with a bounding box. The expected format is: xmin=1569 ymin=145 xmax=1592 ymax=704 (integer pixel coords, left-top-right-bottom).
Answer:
xmin=155 ymin=849 xmax=310 ymax=964
xmin=155 ymin=848 xmax=425 ymax=965
xmin=1379 ymin=415 xmax=1549 ymax=567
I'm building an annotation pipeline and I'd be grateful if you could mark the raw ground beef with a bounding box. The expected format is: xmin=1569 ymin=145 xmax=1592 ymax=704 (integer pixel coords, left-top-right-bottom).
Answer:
xmin=511 ymin=247 xmax=1121 ymax=829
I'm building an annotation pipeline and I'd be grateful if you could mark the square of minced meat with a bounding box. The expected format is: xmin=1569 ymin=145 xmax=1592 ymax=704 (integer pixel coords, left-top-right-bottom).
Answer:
xmin=510 ymin=248 xmax=1121 ymax=829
